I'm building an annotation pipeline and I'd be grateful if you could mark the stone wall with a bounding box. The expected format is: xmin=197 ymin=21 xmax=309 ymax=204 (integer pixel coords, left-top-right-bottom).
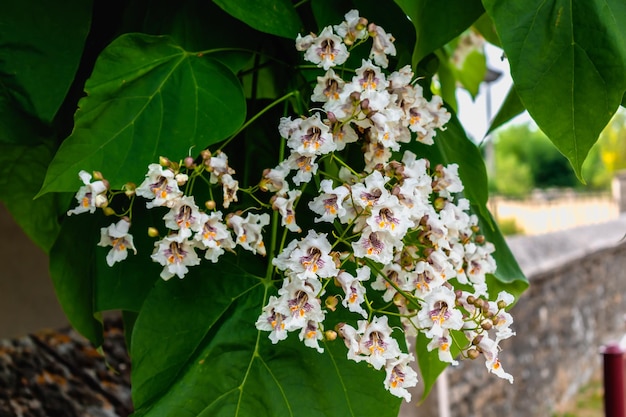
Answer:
xmin=401 ymin=216 xmax=626 ymax=417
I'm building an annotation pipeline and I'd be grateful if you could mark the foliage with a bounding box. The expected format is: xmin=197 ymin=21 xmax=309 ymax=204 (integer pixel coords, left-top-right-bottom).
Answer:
xmin=492 ymin=123 xmax=578 ymax=196
xmin=1 ymin=0 xmax=625 ymax=416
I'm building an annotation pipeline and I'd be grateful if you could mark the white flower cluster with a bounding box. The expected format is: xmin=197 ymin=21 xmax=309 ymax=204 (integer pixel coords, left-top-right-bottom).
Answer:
xmin=255 ymin=10 xmax=515 ymax=401
xmin=66 ymin=9 xmax=516 ymax=404
xmin=67 ymin=152 xmax=270 ymax=280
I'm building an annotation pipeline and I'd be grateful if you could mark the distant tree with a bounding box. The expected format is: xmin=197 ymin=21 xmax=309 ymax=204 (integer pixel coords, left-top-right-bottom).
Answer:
xmin=583 ymin=108 xmax=626 ymax=188
xmin=492 ymin=122 xmax=578 ymax=195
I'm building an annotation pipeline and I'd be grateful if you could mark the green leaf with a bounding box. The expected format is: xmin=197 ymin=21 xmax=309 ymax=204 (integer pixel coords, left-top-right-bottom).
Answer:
xmin=0 ymin=0 xmax=92 ymax=122
xmin=435 ymin=53 xmax=459 ymax=113
xmin=131 ymin=255 xmax=401 ymax=417
xmin=212 ymin=0 xmax=302 ymax=39
xmin=93 ymin=205 xmax=162 ymax=313
xmin=415 ymin=331 xmax=461 ymax=401
xmin=394 ymin=0 xmax=485 ymax=67
xmin=453 ymin=48 xmax=487 ymax=99
xmin=49 ymin=213 xmax=103 ymax=346
xmin=486 ymin=86 xmax=525 ymax=136
xmin=38 ymin=33 xmax=246 ymax=195
xmin=479 ymin=212 xmax=528 ymax=300
xmin=473 ymin=13 xmax=500 ymax=47
xmin=0 ymin=139 xmax=61 ymax=252
xmin=483 ymin=0 xmax=626 ymax=180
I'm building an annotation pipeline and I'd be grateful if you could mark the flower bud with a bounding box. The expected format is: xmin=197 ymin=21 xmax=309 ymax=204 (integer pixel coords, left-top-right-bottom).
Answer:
xmin=205 ymin=200 xmax=216 ymax=210
xmin=331 ymin=252 xmax=342 ymax=269
xmin=184 ymin=156 xmax=195 ymax=169
xmin=325 ymin=296 xmax=338 ymax=312
xmin=466 ymin=295 xmax=476 ymax=305
xmin=434 ymin=197 xmax=446 ymax=211
xmin=159 ymin=156 xmax=171 ymax=167
xmin=175 ymin=173 xmax=188 ymax=186
xmin=124 ymin=182 xmax=136 ymax=197
xmin=392 ymin=292 xmax=406 ymax=308
xmin=324 ymin=330 xmax=337 ymax=342
xmin=148 ymin=227 xmax=160 ymax=237
xmin=497 ymin=300 xmax=508 ymax=310
xmin=93 ymin=171 xmax=104 ymax=181
xmin=200 ymin=149 xmax=212 ymax=160
xmin=95 ymin=194 xmax=108 ymax=208
xmin=356 ymin=17 xmax=368 ymax=31
xmin=472 ymin=334 xmax=483 ymax=345
xmin=475 ymin=234 xmax=485 ymax=244
xmin=467 ymin=348 xmax=480 ymax=360
xmin=480 ymin=319 xmax=493 ymax=330
xmin=102 ymin=207 xmax=115 ymax=216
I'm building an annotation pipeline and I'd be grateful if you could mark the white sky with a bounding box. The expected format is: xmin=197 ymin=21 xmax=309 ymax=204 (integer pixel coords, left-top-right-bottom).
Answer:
xmin=455 ymin=43 xmax=531 ymax=143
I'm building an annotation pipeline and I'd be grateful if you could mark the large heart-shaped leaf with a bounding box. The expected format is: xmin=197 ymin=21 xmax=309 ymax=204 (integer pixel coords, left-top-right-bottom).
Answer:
xmin=0 ymin=0 xmax=92 ymax=123
xmin=49 ymin=213 xmax=103 ymax=346
xmin=38 ymin=33 xmax=246 ymax=195
xmin=130 ymin=255 xmax=402 ymax=417
xmin=212 ymin=0 xmax=302 ymax=39
xmin=483 ymin=0 xmax=626 ymax=179
xmin=0 ymin=138 xmax=61 ymax=252
xmin=394 ymin=0 xmax=485 ymax=67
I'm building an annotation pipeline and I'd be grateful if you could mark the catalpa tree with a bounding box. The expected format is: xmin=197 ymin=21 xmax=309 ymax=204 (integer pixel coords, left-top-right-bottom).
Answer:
xmin=1 ymin=1 xmax=624 ymax=416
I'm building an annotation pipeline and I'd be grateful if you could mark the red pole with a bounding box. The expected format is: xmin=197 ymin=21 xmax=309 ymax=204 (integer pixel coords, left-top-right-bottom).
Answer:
xmin=602 ymin=343 xmax=626 ymax=417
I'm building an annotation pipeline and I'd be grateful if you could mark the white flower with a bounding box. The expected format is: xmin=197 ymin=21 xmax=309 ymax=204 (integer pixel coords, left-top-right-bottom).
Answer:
xmin=263 ymin=163 xmax=290 ymax=195
xmin=256 ymin=296 xmax=289 ymax=344
xmin=194 ymin=211 xmax=235 ymax=263
xmin=369 ymin=24 xmax=396 ymax=68
xmin=350 ymin=170 xmax=390 ymax=209
xmin=299 ymin=320 xmax=325 ymax=353
xmin=276 ymin=277 xmax=324 ymax=329
xmin=273 ymin=230 xmax=338 ymax=280
xmin=333 ymin=9 xmax=368 ymax=43
xmin=337 ymin=266 xmax=371 ymax=318
xmin=135 ymin=164 xmax=182 ymax=208
xmin=221 ymin=174 xmax=239 ymax=209
xmin=409 ymin=261 xmax=445 ymax=298
xmin=208 ymin=152 xmax=235 ymax=183
xmin=433 ymin=163 xmax=463 ymax=198
xmin=352 ymin=60 xmax=391 ymax=111
xmin=273 ymin=189 xmax=301 ymax=233
xmin=371 ymin=263 xmax=410 ymax=302
xmin=358 ymin=316 xmax=402 ymax=370
xmin=336 ymin=322 xmax=362 ymax=363
xmin=67 ymin=170 xmax=108 ymax=215
xmin=287 ymin=113 xmax=335 ymax=156
xmin=151 ymin=235 xmax=201 ymax=280
xmin=312 ymin=69 xmax=345 ymax=103
xmin=308 ymin=180 xmax=350 ymax=223
xmin=98 ymin=219 xmax=137 ymax=266
xmin=228 ymin=212 xmax=270 ymax=256
xmin=363 ymin=140 xmax=392 ymax=171
xmin=352 ymin=228 xmax=399 ymax=265
xmin=284 ymin=152 xmax=318 ymax=186
xmin=471 ymin=333 xmax=514 ymax=383
xmin=331 ymin=123 xmax=359 ymax=151
xmin=426 ymin=331 xmax=458 ymax=365
xmin=384 ymin=353 xmax=418 ymax=401
xmin=417 ymin=286 xmax=464 ymax=338
xmin=163 ymin=196 xmax=204 ymax=241
xmin=366 ymin=195 xmax=414 ymax=239
xmin=300 ymin=26 xmax=349 ymax=70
